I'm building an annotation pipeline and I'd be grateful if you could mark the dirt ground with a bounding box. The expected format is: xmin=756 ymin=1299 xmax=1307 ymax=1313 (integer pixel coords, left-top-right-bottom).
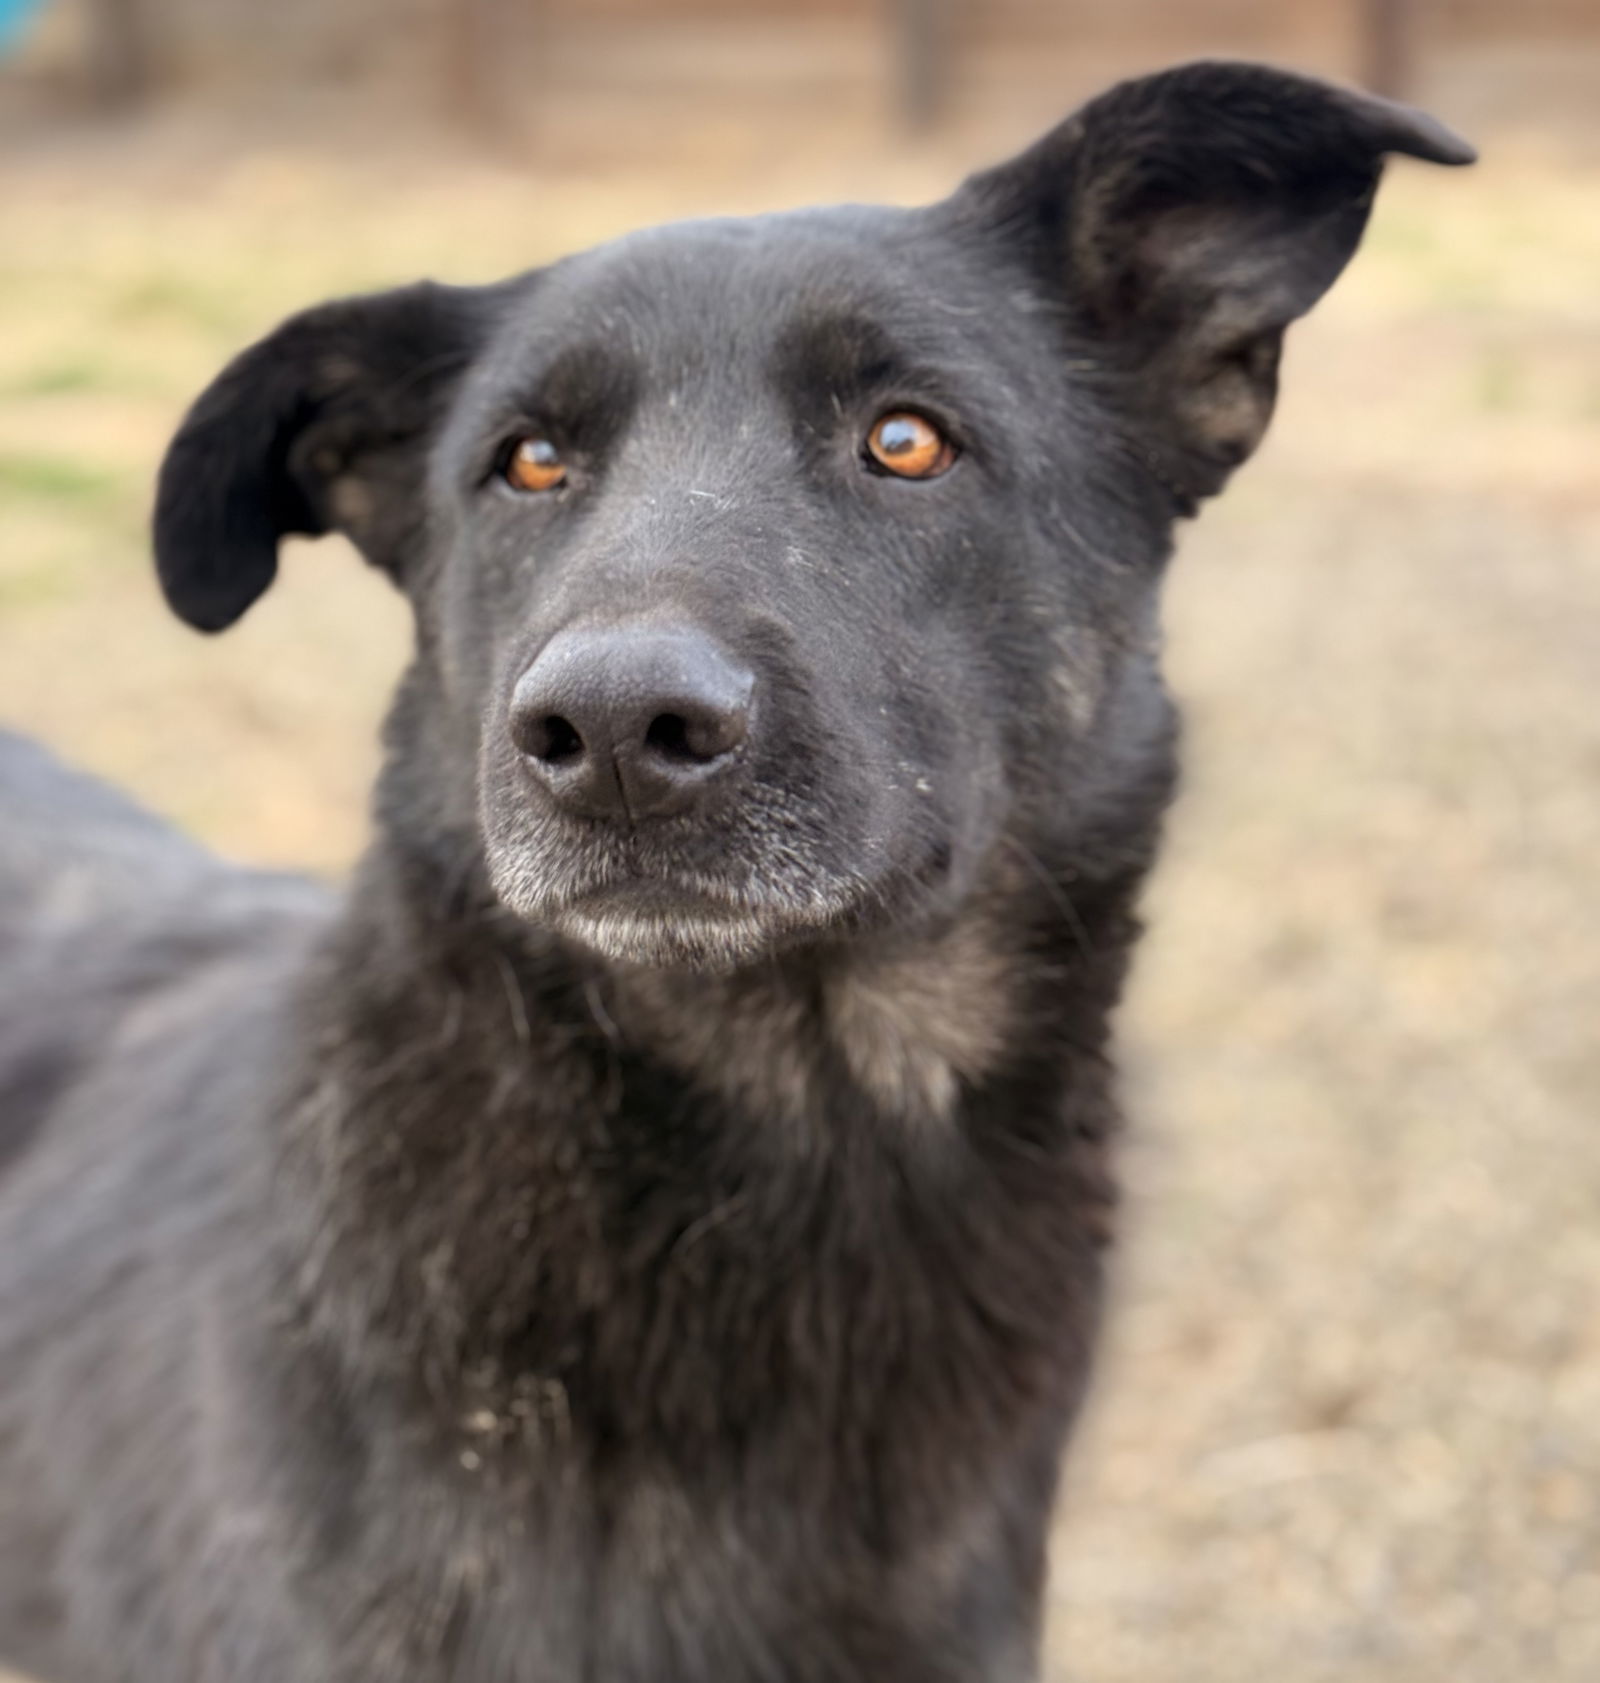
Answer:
xmin=1 ymin=37 xmax=1597 ymax=1683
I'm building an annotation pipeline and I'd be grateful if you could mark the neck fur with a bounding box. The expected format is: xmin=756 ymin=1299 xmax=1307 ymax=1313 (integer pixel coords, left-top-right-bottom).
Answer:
xmin=271 ymin=811 xmax=1146 ymax=1511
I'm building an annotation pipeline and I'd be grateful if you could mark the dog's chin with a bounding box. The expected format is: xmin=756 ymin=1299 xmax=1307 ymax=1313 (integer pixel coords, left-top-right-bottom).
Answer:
xmin=485 ymin=858 xmax=963 ymax=972
xmin=481 ymin=813 xmax=967 ymax=973
xmin=484 ymin=859 xmax=867 ymax=973
xmin=544 ymin=896 xmax=810 ymax=972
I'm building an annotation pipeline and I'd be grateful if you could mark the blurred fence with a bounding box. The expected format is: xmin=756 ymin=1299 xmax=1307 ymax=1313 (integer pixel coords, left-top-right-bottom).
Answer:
xmin=7 ymin=0 xmax=1600 ymax=132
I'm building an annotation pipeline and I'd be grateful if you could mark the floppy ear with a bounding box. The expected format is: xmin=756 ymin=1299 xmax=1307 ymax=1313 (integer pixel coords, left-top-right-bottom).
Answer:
xmin=153 ymin=280 xmax=507 ymax=632
xmin=956 ymin=60 xmax=1473 ymax=509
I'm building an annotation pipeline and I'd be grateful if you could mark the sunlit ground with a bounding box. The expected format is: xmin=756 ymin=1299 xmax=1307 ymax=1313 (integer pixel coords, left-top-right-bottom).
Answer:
xmin=1 ymin=50 xmax=1598 ymax=1681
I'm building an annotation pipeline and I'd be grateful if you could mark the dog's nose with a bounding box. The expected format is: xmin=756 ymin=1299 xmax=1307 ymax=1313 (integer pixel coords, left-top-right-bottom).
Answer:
xmin=510 ymin=623 xmax=754 ymax=822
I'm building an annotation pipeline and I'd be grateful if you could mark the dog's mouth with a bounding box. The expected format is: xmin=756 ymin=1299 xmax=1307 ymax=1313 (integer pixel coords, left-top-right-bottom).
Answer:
xmin=483 ymin=826 xmax=955 ymax=972
xmin=544 ymin=881 xmax=853 ymax=970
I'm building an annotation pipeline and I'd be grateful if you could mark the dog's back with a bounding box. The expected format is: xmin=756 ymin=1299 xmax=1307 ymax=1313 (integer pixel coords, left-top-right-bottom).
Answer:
xmin=0 ymin=733 xmax=328 ymax=1680
xmin=0 ymin=730 xmax=324 ymax=1173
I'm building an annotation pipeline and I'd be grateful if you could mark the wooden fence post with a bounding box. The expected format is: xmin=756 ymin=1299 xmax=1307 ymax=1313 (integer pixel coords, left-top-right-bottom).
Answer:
xmin=85 ymin=0 xmax=153 ymax=110
xmin=895 ymin=0 xmax=952 ymax=129
xmin=1361 ymin=0 xmax=1418 ymax=99
xmin=443 ymin=0 xmax=528 ymax=133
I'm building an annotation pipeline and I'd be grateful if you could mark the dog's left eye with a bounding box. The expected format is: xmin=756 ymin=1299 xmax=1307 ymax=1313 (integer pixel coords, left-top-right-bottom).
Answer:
xmin=864 ymin=412 xmax=956 ymax=480
xmin=503 ymin=437 xmax=568 ymax=493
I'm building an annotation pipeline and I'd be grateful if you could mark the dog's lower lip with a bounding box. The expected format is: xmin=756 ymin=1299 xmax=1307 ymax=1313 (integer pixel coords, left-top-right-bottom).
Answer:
xmin=566 ymin=878 xmax=759 ymax=921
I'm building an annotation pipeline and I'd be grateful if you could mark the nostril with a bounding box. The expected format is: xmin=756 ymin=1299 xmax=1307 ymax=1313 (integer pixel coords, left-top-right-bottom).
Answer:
xmin=646 ymin=705 xmax=747 ymax=764
xmin=526 ymin=714 xmax=584 ymax=764
xmin=645 ymin=712 xmax=693 ymax=761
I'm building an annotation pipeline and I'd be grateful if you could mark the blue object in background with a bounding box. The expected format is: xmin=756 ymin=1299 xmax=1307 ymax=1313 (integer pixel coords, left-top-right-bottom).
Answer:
xmin=0 ymin=0 xmax=47 ymax=56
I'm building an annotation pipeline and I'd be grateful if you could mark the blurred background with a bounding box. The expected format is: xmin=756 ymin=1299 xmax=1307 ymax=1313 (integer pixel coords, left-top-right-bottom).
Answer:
xmin=1 ymin=2 xmax=1597 ymax=1679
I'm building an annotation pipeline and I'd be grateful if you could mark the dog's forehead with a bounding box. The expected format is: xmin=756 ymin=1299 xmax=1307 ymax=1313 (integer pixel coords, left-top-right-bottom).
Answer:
xmin=495 ymin=202 xmax=986 ymax=366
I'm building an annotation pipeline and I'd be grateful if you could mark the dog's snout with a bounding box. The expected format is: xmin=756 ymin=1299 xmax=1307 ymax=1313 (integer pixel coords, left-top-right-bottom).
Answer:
xmin=510 ymin=623 xmax=754 ymax=822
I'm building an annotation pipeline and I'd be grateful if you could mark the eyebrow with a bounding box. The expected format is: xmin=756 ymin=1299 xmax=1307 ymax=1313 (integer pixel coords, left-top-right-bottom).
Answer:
xmin=770 ymin=306 xmax=1002 ymax=455
xmin=773 ymin=311 xmax=908 ymax=397
xmin=481 ymin=339 xmax=642 ymax=445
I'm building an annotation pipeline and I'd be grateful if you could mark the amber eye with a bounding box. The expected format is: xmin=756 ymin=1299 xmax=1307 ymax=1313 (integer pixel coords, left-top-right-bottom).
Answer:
xmin=865 ymin=411 xmax=955 ymax=480
xmin=503 ymin=437 xmax=567 ymax=493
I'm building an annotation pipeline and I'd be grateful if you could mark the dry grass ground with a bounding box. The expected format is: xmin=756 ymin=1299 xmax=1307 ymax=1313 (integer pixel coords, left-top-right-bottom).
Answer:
xmin=0 ymin=52 xmax=1597 ymax=1682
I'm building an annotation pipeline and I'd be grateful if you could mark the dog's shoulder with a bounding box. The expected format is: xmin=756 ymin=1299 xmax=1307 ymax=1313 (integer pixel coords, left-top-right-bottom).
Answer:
xmin=0 ymin=727 xmax=215 ymax=933
xmin=0 ymin=730 xmax=329 ymax=1179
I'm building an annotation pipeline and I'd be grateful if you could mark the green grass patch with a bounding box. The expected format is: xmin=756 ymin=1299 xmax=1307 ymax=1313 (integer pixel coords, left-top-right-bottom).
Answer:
xmin=110 ymin=271 xmax=254 ymax=339
xmin=1473 ymin=350 xmax=1524 ymax=414
xmin=0 ymin=450 xmax=127 ymax=507
xmin=0 ymin=359 xmax=111 ymax=397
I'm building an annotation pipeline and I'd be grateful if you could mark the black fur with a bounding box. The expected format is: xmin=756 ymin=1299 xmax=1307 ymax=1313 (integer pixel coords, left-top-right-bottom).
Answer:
xmin=0 ymin=63 xmax=1470 ymax=1683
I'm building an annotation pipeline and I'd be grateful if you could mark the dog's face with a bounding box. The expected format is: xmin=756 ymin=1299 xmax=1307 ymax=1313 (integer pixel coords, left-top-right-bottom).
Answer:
xmin=154 ymin=64 xmax=1469 ymax=969
xmin=433 ymin=208 xmax=1171 ymax=967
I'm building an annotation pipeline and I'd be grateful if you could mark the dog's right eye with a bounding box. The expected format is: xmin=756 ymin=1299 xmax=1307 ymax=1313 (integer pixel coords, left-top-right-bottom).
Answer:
xmin=864 ymin=412 xmax=956 ymax=480
xmin=502 ymin=437 xmax=568 ymax=493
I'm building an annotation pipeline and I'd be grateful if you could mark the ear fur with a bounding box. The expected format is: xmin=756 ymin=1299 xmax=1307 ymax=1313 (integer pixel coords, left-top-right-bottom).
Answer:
xmin=955 ymin=61 xmax=1474 ymax=507
xmin=153 ymin=280 xmax=506 ymax=632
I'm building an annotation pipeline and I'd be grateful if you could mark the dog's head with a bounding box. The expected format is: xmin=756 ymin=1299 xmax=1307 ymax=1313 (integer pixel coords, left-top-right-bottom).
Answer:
xmin=154 ymin=63 xmax=1470 ymax=970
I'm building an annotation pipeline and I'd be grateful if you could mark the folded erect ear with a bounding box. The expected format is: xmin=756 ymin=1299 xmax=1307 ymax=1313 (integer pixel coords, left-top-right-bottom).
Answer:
xmin=954 ymin=60 xmax=1474 ymax=509
xmin=153 ymin=280 xmax=509 ymax=632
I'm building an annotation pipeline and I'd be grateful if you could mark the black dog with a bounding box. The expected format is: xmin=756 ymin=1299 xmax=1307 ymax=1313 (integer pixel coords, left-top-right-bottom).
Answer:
xmin=0 ymin=63 xmax=1470 ymax=1683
